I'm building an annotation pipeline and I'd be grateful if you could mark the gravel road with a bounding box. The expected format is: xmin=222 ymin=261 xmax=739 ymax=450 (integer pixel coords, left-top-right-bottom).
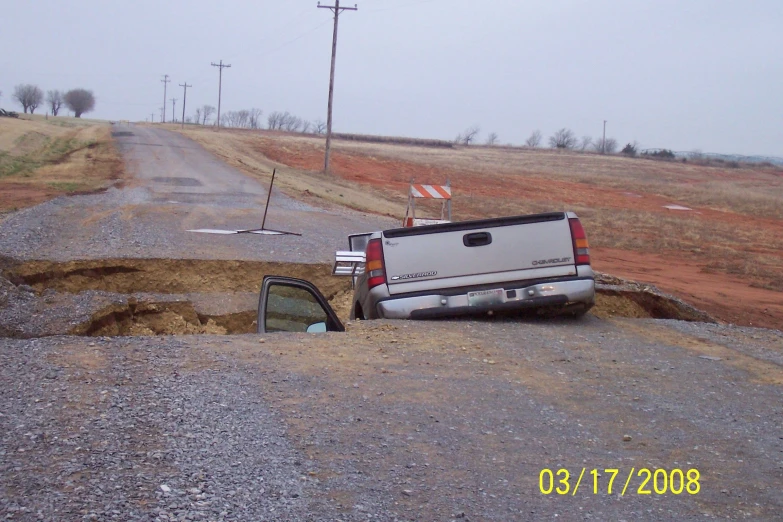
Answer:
xmin=2 ymin=318 xmax=782 ymax=520
xmin=0 ymin=124 xmax=396 ymax=263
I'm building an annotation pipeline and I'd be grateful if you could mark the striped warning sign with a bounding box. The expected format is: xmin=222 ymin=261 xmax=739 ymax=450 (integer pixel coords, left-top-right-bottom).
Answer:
xmin=410 ymin=184 xmax=451 ymax=199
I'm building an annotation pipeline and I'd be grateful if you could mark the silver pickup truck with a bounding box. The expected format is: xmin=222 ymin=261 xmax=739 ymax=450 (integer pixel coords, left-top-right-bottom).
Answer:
xmin=257 ymin=211 xmax=595 ymax=333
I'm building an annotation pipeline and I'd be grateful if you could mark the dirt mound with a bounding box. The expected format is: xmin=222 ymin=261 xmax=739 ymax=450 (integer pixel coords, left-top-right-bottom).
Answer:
xmin=593 ymin=272 xmax=717 ymax=322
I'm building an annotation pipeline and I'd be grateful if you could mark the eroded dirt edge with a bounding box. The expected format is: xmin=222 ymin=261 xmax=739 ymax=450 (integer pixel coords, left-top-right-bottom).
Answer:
xmin=0 ymin=258 xmax=715 ymax=338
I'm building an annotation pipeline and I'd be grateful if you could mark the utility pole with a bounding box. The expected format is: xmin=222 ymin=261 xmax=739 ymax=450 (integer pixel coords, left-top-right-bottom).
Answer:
xmin=170 ymin=98 xmax=177 ymax=123
xmin=211 ymin=60 xmax=231 ymax=128
xmin=179 ymin=82 xmax=192 ymax=129
xmin=602 ymin=120 xmax=607 ymax=154
xmin=161 ymin=75 xmax=170 ymax=123
xmin=317 ymin=1 xmax=358 ymax=173
xmin=160 ymin=107 xmax=164 ymax=121
xmin=151 ymin=113 xmax=154 ymax=123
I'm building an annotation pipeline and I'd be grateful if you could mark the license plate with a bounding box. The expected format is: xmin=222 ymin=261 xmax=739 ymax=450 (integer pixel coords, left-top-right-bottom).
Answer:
xmin=467 ymin=288 xmax=504 ymax=307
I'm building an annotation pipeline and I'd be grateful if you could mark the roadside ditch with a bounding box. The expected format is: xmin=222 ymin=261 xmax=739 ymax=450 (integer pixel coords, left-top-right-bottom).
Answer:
xmin=0 ymin=259 xmax=715 ymax=339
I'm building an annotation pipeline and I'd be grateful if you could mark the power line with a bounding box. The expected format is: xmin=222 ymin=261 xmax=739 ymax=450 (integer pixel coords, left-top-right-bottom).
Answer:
xmin=317 ymin=1 xmax=358 ymax=174
xmin=179 ymin=83 xmax=192 ymax=129
xmin=211 ymin=60 xmax=231 ymax=128
xmin=161 ymin=75 xmax=170 ymax=123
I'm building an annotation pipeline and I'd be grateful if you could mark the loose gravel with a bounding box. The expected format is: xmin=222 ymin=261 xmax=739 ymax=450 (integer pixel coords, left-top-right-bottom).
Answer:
xmin=2 ymin=319 xmax=782 ymax=520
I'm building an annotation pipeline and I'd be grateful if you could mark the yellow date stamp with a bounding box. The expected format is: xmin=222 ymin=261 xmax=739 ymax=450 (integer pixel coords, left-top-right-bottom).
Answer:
xmin=539 ymin=468 xmax=700 ymax=496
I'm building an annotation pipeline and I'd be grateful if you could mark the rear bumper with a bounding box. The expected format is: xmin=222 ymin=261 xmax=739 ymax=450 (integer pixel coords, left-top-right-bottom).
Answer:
xmin=376 ymin=278 xmax=595 ymax=319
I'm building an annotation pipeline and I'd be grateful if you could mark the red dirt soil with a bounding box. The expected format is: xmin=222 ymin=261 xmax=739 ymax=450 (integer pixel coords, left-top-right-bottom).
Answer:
xmin=0 ymin=183 xmax=59 ymax=212
xmin=592 ymin=248 xmax=783 ymax=330
xmin=257 ymin=138 xmax=783 ymax=330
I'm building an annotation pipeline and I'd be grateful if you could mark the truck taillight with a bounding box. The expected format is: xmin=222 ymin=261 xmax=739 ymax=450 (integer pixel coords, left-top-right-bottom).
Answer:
xmin=568 ymin=217 xmax=591 ymax=265
xmin=365 ymin=238 xmax=386 ymax=289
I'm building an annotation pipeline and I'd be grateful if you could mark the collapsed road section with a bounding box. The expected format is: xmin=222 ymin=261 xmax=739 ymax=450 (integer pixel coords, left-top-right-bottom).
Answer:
xmin=0 ymin=257 xmax=715 ymax=339
xmin=0 ymin=258 xmax=352 ymax=338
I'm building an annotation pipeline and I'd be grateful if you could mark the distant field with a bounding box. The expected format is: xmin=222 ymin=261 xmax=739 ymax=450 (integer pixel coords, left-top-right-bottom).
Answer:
xmin=0 ymin=115 xmax=122 ymax=214
xmin=175 ymin=124 xmax=783 ymax=329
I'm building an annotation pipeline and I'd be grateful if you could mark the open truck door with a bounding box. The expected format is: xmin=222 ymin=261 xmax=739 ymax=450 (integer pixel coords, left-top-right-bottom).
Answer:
xmin=257 ymin=276 xmax=344 ymax=334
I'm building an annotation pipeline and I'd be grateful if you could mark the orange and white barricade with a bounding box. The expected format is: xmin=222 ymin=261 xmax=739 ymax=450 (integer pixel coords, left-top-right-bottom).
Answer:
xmin=403 ymin=180 xmax=452 ymax=227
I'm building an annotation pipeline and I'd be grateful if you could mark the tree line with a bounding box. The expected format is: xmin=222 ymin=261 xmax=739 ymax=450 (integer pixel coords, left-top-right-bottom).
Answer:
xmin=6 ymin=84 xmax=96 ymax=118
xmin=454 ymin=125 xmax=623 ymax=154
xmin=185 ymin=106 xmax=327 ymax=134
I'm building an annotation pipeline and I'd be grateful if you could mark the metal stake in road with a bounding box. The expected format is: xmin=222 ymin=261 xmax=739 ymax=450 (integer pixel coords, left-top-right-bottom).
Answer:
xmin=211 ymin=60 xmax=231 ymax=129
xmin=161 ymin=75 xmax=170 ymax=123
xmin=170 ymin=98 xmax=178 ymax=123
xmin=317 ymin=1 xmax=358 ymax=174
xmin=179 ymin=83 xmax=192 ymax=129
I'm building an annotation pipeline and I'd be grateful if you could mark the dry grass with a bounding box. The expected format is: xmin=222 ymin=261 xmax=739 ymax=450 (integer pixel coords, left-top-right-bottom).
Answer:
xmin=0 ymin=116 xmax=122 ymax=213
xmin=334 ymin=141 xmax=783 ymax=220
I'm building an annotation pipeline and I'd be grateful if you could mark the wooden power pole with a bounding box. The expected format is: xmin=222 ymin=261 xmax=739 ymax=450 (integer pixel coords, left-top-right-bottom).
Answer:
xmin=161 ymin=75 xmax=170 ymax=123
xmin=180 ymin=82 xmax=192 ymax=129
xmin=211 ymin=60 xmax=231 ymax=128
xmin=317 ymin=1 xmax=357 ymax=173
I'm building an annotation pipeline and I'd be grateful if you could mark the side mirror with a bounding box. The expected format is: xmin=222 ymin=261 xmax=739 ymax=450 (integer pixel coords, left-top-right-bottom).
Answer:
xmin=257 ymin=276 xmax=345 ymax=334
xmin=305 ymin=322 xmax=327 ymax=333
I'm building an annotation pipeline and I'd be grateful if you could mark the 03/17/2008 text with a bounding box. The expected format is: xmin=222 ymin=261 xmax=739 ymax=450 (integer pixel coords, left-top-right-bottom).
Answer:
xmin=539 ymin=468 xmax=701 ymax=496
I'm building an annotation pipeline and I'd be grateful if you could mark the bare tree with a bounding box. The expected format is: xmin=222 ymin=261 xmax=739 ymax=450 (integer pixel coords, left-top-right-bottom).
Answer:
xmin=46 ymin=90 xmax=63 ymax=116
xmin=485 ymin=132 xmax=499 ymax=146
xmin=525 ymin=130 xmax=542 ymax=148
xmin=236 ymin=109 xmax=250 ymax=128
xmin=223 ymin=110 xmax=250 ymax=128
xmin=313 ymin=119 xmax=327 ymax=135
xmin=282 ymin=113 xmax=302 ymax=132
xmin=193 ymin=108 xmax=202 ymax=125
xmin=248 ymin=108 xmax=264 ymax=129
xmin=201 ymin=105 xmax=215 ymax=125
xmin=548 ymin=128 xmax=578 ymax=149
xmin=13 ymin=84 xmax=44 ymax=114
xmin=301 ymin=120 xmax=312 ymax=134
xmin=579 ymin=136 xmax=592 ymax=151
xmin=593 ymin=137 xmax=618 ymax=154
xmin=63 ymin=88 xmax=95 ymax=118
xmin=267 ymin=111 xmax=284 ymax=130
xmin=455 ymin=125 xmax=480 ymax=145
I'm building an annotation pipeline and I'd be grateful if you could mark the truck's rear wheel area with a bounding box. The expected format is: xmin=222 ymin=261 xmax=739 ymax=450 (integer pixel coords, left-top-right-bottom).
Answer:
xmin=352 ymin=302 xmax=365 ymax=321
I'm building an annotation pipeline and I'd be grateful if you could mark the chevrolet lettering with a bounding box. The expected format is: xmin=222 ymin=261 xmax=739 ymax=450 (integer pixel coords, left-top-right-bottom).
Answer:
xmin=532 ymin=257 xmax=572 ymax=266
xmin=390 ymin=271 xmax=437 ymax=281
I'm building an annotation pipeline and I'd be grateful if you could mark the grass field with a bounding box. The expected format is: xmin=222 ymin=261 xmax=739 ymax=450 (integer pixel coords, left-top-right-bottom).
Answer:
xmin=0 ymin=115 xmax=123 ymax=214
xmin=173 ymin=124 xmax=783 ymax=329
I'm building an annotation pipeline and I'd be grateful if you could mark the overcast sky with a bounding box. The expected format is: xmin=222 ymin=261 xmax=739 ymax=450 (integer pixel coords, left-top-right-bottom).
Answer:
xmin=2 ymin=0 xmax=781 ymax=156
